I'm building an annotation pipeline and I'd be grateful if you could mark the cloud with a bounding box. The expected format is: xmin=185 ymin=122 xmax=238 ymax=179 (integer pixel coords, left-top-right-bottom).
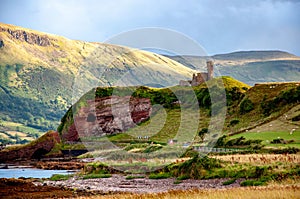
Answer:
xmin=0 ymin=0 xmax=299 ymax=55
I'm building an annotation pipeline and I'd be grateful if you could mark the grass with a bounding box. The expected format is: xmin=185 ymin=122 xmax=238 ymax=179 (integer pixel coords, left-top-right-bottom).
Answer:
xmin=230 ymin=131 xmax=300 ymax=148
xmin=80 ymin=184 xmax=300 ymax=199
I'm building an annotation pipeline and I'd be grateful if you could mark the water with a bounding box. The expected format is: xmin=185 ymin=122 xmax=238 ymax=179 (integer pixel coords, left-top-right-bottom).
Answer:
xmin=0 ymin=167 xmax=76 ymax=178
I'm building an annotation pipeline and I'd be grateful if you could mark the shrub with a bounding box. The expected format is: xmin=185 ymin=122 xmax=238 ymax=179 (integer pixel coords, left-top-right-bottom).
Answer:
xmin=239 ymin=98 xmax=254 ymax=114
xmin=271 ymin=138 xmax=287 ymax=144
xmin=229 ymin=119 xmax=240 ymax=126
xmin=240 ymin=179 xmax=265 ymax=186
xmin=176 ymin=175 xmax=190 ymax=180
xmin=222 ymin=178 xmax=236 ymax=185
xmin=49 ymin=174 xmax=72 ymax=181
xmin=149 ymin=173 xmax=171 ymax=179
xmin=166 ymin=156 xmax=222 ymax=179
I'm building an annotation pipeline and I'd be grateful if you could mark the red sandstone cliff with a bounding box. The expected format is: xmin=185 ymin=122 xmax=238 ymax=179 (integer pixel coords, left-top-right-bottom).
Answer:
xmin=0 ymin=131 xmax=60 ymax=162
xmin=62 ymin=96 xmax=152 ymax=142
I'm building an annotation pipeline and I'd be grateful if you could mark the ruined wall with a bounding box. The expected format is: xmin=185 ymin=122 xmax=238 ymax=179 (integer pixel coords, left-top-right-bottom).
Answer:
xmin=207 ymin=61 xmax=214 ymax=80
xmin=179 ymin=61 xmax=214 ymax=87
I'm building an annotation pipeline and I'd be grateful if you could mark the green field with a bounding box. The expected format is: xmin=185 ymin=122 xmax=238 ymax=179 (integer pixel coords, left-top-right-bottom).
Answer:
xmin=230 ymin=131 xmax=300 ymax=148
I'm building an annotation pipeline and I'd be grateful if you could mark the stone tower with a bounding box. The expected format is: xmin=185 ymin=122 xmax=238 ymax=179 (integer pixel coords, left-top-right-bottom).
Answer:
xmin=207 ymin=61 xmax=214 ymax=80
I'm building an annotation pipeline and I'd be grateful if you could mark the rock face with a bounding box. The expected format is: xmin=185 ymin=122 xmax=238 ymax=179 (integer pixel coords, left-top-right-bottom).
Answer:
xmin=0 ymin=27 xmax=52 ymax=46
xmin=0 ymin=131 xmax=60 ymax=162
xmin=62 ymin=96 xmax=152 ymax=142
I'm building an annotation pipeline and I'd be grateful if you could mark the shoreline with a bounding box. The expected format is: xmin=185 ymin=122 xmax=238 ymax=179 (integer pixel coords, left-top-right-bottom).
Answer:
xmin=37 ymin=174 xmax=244 ymax=194
xmin=1 ymin=177 xmax=299 ymax=199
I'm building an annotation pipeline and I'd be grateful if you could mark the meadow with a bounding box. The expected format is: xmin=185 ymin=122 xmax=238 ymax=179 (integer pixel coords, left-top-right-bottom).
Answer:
xmin=230 ymin=131 xmax=300 ymax=148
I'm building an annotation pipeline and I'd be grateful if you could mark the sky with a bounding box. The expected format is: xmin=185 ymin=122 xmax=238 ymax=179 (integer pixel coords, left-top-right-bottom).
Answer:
xmin=0 ymin=0 xmax=300 ymax=56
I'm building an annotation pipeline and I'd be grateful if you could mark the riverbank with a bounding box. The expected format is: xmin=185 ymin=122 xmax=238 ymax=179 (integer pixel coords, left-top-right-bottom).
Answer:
xmin=1 ymin=177 xmax=299 ymax=199
xmin=38 ymin=174 xmax=243 ymax=194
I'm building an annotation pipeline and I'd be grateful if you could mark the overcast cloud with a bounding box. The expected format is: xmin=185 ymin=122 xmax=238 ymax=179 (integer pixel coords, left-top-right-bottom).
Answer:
xmin=0 ymin=0 xmax=299 ymax=55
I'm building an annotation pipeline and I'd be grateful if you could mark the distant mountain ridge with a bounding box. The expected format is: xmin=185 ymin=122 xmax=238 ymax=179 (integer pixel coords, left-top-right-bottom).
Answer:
xmin=212 ymin=50 xmax=299 ymax=61
xmin=165 ymin=50 xmax=300 ymax=85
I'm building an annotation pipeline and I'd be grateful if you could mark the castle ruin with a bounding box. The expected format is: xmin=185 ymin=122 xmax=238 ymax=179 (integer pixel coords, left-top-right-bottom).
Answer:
xmin=179 ymin=61 xmax=214 ymax=86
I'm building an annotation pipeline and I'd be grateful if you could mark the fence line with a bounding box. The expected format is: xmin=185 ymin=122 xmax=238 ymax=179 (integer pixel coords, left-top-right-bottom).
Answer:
xmin=193 ymin=146 xmax=243 ymax=153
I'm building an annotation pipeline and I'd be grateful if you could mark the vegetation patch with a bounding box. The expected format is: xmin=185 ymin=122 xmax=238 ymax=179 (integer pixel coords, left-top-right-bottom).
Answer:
xmin=149 ymin=173 xmax=171 ymax=179
xmin=240 ymin=179 xmax=265 ymax=186
xmin=222 ymin=178 xmax=236 ymax=185
xmin=49 ymin=174 xmax=73 ymax=181
xmin=82 ymin=173 xmax=112 ymax=179
xmin=125 ymin=175 xmax=145 ymax=180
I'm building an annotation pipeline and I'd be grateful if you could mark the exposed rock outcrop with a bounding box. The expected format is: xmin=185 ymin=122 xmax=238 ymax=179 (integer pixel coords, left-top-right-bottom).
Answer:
xmin=0 ymin=27 xmax=53 ymax=46
xmin=61 ymin=96 xmax=152 ymax=142
xmin=0 ymin=131 xmax=60 ymax=162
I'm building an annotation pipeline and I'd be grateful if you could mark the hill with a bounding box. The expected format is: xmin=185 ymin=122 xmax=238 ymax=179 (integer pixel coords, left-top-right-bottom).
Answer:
xmin=55 ymin=78 xmax=299 ymax=152
xmin=0 ymin=23 xmax=196 ymax=144
xmin=56 ymin=77 xmax=298 ymax=142
xmin=165 ymin=51 xmax=300 ymax=85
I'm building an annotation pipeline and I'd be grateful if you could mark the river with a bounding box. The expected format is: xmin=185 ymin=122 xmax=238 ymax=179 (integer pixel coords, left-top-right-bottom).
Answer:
xmin=0 ymin=165 xmax=76 ymax=178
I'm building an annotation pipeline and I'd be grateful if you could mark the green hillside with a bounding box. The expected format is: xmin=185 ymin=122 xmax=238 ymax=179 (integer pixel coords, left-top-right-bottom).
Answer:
xmin=0 ymin=23 xmax=196 ymax=144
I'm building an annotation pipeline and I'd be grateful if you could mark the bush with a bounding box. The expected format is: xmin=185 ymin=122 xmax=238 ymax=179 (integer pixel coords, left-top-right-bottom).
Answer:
xmin=222 ymin=178 xmax=236 ymax=185
xmin=165 ymin=156 xmax=222 ymax=179
xmin=240 ymin=179 xmax=265 ymax=186
xmin=270 ymin=138 xmax=295 ymax=144
xmin=239 ymin=98 xmax=254 ymax=114
xmin=49 ymin=174 xmax=72 ymax=181
xmin=229 ymin=119 xmax=240 ymax=126
xmin=149 ymin=173 xmax=171 ymax=179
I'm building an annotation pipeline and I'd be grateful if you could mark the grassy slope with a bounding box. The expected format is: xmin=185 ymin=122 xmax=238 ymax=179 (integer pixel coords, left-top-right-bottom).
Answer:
xmin=0 ymin=23 xmax=196 ymax=144
xmin=230 ymin=83 xmax=299 ymax=129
